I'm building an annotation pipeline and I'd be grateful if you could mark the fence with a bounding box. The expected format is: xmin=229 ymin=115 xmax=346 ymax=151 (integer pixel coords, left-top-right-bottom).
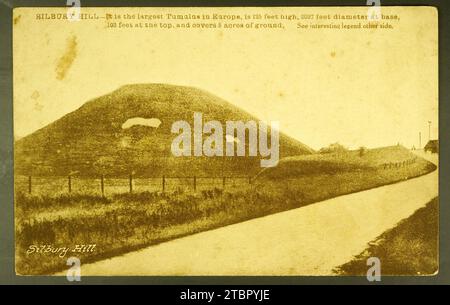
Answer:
xmin=16 ymin=157 xmax=419 ymax=196
xmin=380 ymin=157 xmax=417 ymax=169
xmin=16 ymin=174 xmax=254 ymax=197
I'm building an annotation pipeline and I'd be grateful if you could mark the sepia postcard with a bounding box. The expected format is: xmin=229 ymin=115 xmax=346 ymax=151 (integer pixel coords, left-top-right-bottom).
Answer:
xmin=13 ymin=6 xmax=438 ymax=277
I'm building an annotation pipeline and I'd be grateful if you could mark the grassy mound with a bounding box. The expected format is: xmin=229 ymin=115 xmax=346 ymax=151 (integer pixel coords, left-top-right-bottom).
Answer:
xmin=15 ymin=84 xmax=313 ymax=177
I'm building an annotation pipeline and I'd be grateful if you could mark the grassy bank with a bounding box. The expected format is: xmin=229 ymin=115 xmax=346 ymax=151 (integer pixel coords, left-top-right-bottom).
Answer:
xmin=15 ymin=146 xmax=436 ymax=275
xmin=334 ymin=197 xmax=438 ymax=276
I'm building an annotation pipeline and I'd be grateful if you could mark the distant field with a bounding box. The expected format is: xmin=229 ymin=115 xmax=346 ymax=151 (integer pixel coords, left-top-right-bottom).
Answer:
xmin=334 ymin=197 xmax=438 ymax=276
xmin=257 ymin=145 xmax=426 ymax=179
xmin=15 ymin=146 xmax=437 ymax=275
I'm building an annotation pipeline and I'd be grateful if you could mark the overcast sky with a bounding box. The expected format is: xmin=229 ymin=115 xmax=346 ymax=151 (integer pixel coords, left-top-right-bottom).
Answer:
xmin=13 ymin=7 xmax=438 ymax=150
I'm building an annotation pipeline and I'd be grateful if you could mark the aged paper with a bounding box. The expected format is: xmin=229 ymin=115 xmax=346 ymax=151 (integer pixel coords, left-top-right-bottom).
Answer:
xmin=13 ymin=6 xmax=438 ymax=276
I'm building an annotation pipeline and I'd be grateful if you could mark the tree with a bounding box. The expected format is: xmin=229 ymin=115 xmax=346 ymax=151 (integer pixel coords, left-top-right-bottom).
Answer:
xmin=359 ymin=146 xmax=367 ymax=157
xmin=319 ymin=142 xmax=348 ymax=154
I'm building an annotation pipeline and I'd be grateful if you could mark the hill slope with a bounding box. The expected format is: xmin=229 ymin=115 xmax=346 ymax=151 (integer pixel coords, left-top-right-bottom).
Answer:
xmin=15 ymin=84 xmax=314 ymax=177
xmin=255 ymin=145 xmax=436 ymax=179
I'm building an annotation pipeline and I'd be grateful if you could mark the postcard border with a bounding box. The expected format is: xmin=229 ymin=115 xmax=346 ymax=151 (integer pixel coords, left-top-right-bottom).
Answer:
xmin=0 ymin=0 xmax=449 ymax=285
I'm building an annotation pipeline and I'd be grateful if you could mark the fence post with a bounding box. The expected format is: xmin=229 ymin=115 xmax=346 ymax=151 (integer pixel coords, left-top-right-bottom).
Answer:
xmin=162 ymin=175 xmax=165 ymax=192
xmin=100 ymin=175 xmax=105 ymax=197
xmin=129 ymin=173 xmax=133 ymax=193
xmin=248 ymin=176 xmax=252 ymax=184
xmin=222 ymin=176 xmax=226 ymax=189
xmin=68 ymin=175 xmax=72 ymax=193
xmin=193 ymin=176 xmax=197 ymax=191
xmin=28 ymin=175 xmax=32 ymax=194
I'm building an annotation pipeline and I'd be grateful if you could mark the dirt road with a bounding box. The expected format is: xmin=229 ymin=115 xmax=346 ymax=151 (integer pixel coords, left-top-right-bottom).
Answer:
xmin=75 ymin=153 xmax=438 ymax=275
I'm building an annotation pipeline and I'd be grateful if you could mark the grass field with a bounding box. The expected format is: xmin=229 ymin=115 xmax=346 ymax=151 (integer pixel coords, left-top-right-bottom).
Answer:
xmin=334 ymin=197 xmax=438 ymax=276
xmin=15 ymin=146 xmax=437 ymax=275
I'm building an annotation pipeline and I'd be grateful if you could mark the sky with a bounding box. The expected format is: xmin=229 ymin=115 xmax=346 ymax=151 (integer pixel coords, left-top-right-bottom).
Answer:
xmin=13 ymin=6 xmax=438 ymax=150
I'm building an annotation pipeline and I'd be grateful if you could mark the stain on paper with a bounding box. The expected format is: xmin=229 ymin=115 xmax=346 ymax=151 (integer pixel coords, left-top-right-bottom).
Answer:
xmin=55 ymin=36 xmax=78 ymax=80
